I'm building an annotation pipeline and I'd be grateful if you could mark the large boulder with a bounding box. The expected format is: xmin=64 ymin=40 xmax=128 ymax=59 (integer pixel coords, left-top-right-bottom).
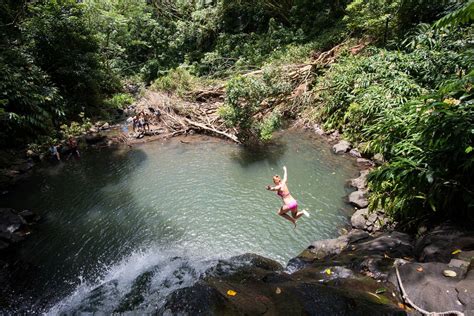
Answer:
xmin=388 ymin=261 xmax=469 ymax=314
xmin=415 ymin=223 xmax=474 ymax=263
xmin=351 ymin=208 xmax=369 ymax=230
xmin=160 ymin=251 xmax=405 ymax=316
xmin=348 ymin=190 xmax=369 ymax=208
xmin=332 ymin=140 xmax=351 ymax=154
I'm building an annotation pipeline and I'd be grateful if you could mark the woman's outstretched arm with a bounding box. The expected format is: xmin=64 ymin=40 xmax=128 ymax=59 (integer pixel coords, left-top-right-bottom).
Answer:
xmin=282 ymin=166 xmax=287 ymax=183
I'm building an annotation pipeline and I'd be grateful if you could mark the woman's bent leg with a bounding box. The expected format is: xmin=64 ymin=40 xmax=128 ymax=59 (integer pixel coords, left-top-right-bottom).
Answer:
xmin=278 ymin=206 xmax=296 ymax=226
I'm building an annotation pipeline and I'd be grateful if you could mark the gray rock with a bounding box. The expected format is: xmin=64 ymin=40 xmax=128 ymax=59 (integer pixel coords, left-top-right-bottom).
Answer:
xmin=101 ymin=122 xmax=110 ymax=130
xmin=389 ymin=262 xmax=466 ymax=313
xmin=350 ymin=170 xmax=370 ymax=190
xmin=313 ymin=124 xmax=325 ymax=136
xmin=0 ymin=208 xmax=25 ymax=235
xmin=415 ymin=223 xmax=474 ymax=263
xmin=332 ymin=140 xmax=351 ymax=154
xmin=328 ymin=130 xmax=340 ymax=141
xmin=356 ymin=158 xmax=374 ymax=167
xmin=351 ymin=208 xmax=369 ymax=230
xmin=449 ymin=259 xmax=470 ymax=270
xmin=348 ymin=148 xmax=362 ymax=158
xmin=348 ymin=190 xmax=368 ymax=208
xmin=353 ymin=232 xmax=413 ymax=258
xmin=456 ymin=268 xmax=474 ymax=309
xmin=366 ymin=212 xmax=378 ymax=225
xmin=307 ymin=235 xmax=350 ymax=259
xmin=373 ymin=153 xmax=385 ymax=165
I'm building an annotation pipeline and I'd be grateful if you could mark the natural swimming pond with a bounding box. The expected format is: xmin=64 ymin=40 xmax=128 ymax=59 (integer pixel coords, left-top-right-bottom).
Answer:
xmin=1 ymin=131 xmax=358 ymax=313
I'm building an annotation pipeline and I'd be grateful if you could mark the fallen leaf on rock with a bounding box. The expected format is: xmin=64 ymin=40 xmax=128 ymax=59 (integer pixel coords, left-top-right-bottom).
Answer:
xmin=375 ymin=288 xmax=386 ymax=294
xmin=397 ymin=303 xmax=413 ymax=311
xmin=275 ymin=287 xmax=281 ymax=294
xmin=443 ymin=270 xmax=457 ymax=277
xmin=324 ymin=268 xmax=332 ymax=275
xmin=227 ymin=290 xmax=237 ymax=296
xmin=416 ymin=266 xmax=423 ymax=272
xmin=452 ymin=249 xmax=462 ymax=255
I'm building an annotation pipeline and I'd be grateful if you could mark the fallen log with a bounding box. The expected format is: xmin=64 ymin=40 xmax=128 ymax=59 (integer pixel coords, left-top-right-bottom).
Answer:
xmin=184 ymin=118 xmax=240 ymax=144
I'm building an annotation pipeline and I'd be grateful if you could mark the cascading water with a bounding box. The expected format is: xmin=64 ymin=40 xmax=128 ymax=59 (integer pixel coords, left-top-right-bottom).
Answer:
xmin=1 ymin=131 xmax=358 ymax=313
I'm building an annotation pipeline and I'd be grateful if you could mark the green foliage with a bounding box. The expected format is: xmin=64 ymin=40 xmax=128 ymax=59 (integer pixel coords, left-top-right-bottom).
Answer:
xmin=368 ymin=71 xmax=474 ymax=226
xmin=221 ymin=67 xmax=292 ymax=143
xmin=59 ymin=112 xmax=92 ymax=138
xmin=344 ymin=0 xmax=402 ymax=39
xmin=313 ymin=26 xmax=471 ymax=142
xmin=260 ymin=111 xmax=282 ymax=141
xmin=198 ymin=18 xmax=305 ymax=77
xmin=344 ymin=0 xmax=467 ymax=41
xmin=151 ymin=67 xmax=197 ymax=96
xmin=24 ymin=0 xmax=119 ymax=118
xmin=0 ymin=45 xmax=63 ymax=146
xmin=104 ymin=93 xmax=134 ymax=110
xmin=306 ymin=23 xmax=473 ymax=226
xmin=435 ymin=0 xmax=474 ymax=28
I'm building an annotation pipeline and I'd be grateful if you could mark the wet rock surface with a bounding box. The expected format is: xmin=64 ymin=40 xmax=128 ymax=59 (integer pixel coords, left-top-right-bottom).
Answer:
xmin=160 ymin=253 xmax=405 ymax=315
xmin=285 ymin=224 xmax=474 ymax=315
xmin=0 ymin=208 xmax=40 ymax=251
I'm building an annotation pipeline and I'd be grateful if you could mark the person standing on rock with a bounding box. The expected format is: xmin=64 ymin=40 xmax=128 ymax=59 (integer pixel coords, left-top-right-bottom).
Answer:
xmin=266 ymin=166 xmax=309 ymax=227
xmin=49 ymin=143 xmax=61 ymax=161
xmin=67 ymin=136 xmax=80 ymax=159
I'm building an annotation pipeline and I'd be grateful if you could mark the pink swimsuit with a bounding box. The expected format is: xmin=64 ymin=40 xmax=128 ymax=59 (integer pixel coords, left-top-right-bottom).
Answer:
xmin=277 ymin=191 xmax=298 ymax=210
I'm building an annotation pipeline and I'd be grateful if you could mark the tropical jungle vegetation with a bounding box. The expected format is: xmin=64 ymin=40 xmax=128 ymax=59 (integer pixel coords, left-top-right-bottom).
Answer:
xmin=1 ymin=0 xmax=473 ymax=226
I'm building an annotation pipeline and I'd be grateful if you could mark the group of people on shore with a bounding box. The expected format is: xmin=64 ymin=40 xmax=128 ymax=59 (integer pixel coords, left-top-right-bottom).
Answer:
xmin=49 ymin=136 xmax=80 ymax=161
xmin=132 ymin=111 xmax=151 ymax=133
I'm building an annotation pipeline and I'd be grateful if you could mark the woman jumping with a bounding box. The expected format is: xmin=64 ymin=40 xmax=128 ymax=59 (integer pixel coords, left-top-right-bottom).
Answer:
xmin=266 ymin=166 xmax=309 ymax=227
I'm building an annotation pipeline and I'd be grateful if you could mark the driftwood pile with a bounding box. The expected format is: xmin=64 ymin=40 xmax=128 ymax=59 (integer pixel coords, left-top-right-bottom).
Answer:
xmin=136 ymin=91 xmax=240 ymax=143
xmin=134 ymin=39 xmax=370 ymax=143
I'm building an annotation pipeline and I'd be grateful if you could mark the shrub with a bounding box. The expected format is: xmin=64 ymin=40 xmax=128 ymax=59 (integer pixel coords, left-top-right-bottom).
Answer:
xmin=104 ymin=93 xmax=134 ymax=110
xmin=221 ymin=67 xmax=292 ymax=143
xmin=368 ymin=71 xmax=474 ymax=226
xmin=151 ymin=67 xmax=197 ymax=96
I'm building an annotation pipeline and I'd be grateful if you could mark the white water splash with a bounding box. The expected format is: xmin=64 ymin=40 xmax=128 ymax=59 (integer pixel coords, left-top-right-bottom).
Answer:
xmin=47 ymin=245 xmax=221 ymax=314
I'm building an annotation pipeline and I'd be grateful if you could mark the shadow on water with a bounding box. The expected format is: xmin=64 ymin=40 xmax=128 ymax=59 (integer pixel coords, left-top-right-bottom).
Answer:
xmin=0 ymin=145 xmax=182 ymax=313
xmin=231 ymin=141 xmax=287 ymax=167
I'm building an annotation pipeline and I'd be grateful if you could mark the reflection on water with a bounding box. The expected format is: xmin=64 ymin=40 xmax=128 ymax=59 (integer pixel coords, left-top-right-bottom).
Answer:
xmin=1 ymin=131 xmax=358 ymax=313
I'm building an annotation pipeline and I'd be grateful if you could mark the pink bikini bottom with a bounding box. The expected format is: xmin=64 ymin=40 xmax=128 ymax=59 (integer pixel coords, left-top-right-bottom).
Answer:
xmin=286 ymin=200 xmax=298 ymax=210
